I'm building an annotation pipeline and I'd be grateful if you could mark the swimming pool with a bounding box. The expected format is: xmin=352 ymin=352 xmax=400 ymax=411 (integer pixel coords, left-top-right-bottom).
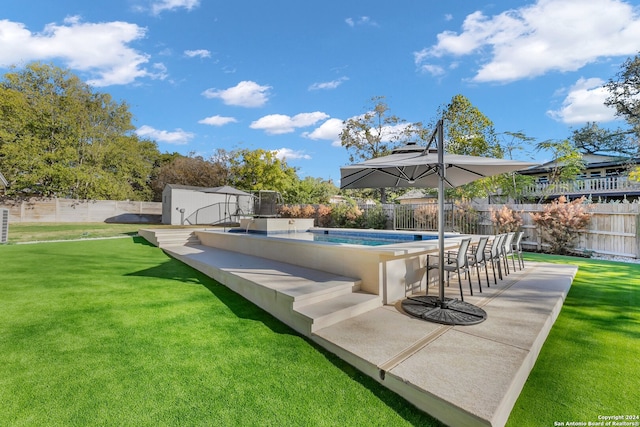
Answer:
xmin=307 ymin=230 xmax=439 ymax=246
xmin=266 ymin=229 xmax=445 ymax=246
xmin=196 ymin=226 xmax=459 ymax=304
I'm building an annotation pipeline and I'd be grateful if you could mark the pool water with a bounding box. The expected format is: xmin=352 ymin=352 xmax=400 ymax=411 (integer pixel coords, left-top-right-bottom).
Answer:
xmin=308 ymin=230 xmax=439 ymax=246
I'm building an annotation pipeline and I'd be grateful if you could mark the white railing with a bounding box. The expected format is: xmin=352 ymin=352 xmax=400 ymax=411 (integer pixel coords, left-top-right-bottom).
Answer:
xmin=523 ymin=176 xmax=640 ymax=197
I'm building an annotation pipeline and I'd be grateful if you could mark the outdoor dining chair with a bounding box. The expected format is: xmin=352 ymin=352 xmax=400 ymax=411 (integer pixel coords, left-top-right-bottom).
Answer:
xmin=426 ymin=237 xmax=473 ymax=301
xmin=467 ymin=235 xmax=490 ymax=293
xmin=485 ymin=233 xmax=506 ymax=284
xmin=511 ymin=231 xmax=525 ymax=270
xmin=501 ymin=232 xmax=516 ymax=275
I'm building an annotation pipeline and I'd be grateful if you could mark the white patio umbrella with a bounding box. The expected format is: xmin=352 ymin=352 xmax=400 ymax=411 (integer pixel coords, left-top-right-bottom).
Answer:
xmin=340 ymin=120 xmax=537 ymax=325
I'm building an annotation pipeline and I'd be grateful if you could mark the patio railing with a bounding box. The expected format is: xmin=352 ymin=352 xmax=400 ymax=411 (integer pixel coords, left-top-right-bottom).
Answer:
xmin=522 ymin=176 xmax=640 ymax=197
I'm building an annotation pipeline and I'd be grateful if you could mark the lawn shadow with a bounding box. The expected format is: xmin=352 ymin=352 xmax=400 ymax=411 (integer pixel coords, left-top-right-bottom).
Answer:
xmin=131 ymin=235 xmax=156 ymax=247
xmin=126 ymin=249 xmax=297 ymax=336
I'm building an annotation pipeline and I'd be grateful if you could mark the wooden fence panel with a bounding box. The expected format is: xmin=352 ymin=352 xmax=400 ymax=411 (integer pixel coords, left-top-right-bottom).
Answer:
xmin=389 ymin=202 xmax=639 ymax=258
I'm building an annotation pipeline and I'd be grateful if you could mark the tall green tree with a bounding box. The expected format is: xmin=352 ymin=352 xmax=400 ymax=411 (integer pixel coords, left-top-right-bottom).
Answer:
xmin=536 ymin=139 xmax=585 ymax=183
xmin=605 ymin=52 xmax=640 ymax=136
xmin=340 ymin=96 xmax=425 ymax=202
xmin=438 ymin=94 xmax=502 ymax=157
xmin=287 ymin=177 xmax=338 ymax=204
xmin=570 ymin=122 xmax=637 ymax=156
xmin=150 ymin=153 xmax=229 ymax=201
xmin=0 ymin=62 xmax=160 ymax=200
xmin=434 ymin=95 xmax=505 ymax=200
xmin=228 ymin=148 xmax=299 ymax=202
xmin=604 ymin=52 xmax=640 ymax=181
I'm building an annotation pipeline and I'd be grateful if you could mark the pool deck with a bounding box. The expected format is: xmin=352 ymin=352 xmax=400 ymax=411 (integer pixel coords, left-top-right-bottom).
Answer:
xmin=150 ymin=230 xmax=577 ymax=427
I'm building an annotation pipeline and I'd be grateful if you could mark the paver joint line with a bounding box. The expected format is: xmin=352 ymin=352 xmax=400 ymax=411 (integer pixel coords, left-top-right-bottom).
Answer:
xmin=474 ymin=266 xmax=537 ymax=308
xmin=377 ymin=325 xmax=451 ymax=373
xmin=378 ymin=264 xmax=538 ymax=375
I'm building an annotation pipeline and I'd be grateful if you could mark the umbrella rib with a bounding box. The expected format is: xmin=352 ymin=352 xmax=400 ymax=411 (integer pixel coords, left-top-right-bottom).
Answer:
xmin=340 ymin=168 xmax=376 ymax=189
xmin=449 ymin=164 xmax=487 ymax=178
xmin=411 ymin=165 xmax=438 ymax=182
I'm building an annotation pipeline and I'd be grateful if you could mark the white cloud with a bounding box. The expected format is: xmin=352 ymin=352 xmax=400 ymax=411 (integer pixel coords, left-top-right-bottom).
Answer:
xmin=184 ymin=49 xmax=211 ymax=58
xmin=415 ymin=0 xmax=640 ymax=82
xmin=0 ymin=17 xmax=159 ymax=86
xmin=303 ymin=118 xmax=345 ymax=146
xmin=136 ymin=125 xmax=194 ymax=144
xmin=547 ymin=77 xmax=618 ymax=124
xmin=198 ymin=115 xmax=238 ymax=126
xmin=202 ymin=81 xmax=271 ymax=107
xmin=250 ymin=112 xmax=330 ymax=135
xmin=308 ymin=77 xmax=349 ymax=91
xmin=151 ymin=0 xmax=200 ymax=15
xmin=345 ymin=16 xmax=378 ymax=27
xmin=273 ymin=148 xmax=312 ymax=161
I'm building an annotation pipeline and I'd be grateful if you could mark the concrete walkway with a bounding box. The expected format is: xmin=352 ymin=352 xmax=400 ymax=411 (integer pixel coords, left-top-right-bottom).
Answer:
xmin=162 ymin=242 xmax=576 ymax=427
xmin=313 ymin=262 xmax=576 ymax=427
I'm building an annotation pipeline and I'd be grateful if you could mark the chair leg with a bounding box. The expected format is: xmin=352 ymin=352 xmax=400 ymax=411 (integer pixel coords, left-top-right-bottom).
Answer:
xmin=457 ymin=271 xmax=464 ymax=301
xmin=475 ymin=264 xmax=483 ymax=293
xmin=482 ymin=262 xmax=490 ymax=289
xmin=503 ymin=252 xmax=510 ymax=275
xmin=489 ymin=258 xmax=497 ymax=284
xmin=518 ymin=252 xmax=524 ymax=269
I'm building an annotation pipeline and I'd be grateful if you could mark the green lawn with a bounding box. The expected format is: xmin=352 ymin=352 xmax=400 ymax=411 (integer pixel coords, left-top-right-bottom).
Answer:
xmin=0 ymin=238 xmax=442 ymax=426
xmin=6 ymin=222 xmax=141 ymax=243
xmin=0 ymin=238 xmax=638 ymax=426
xmin=507 ymin=253 xmax=639 ymax=426
xmin=5 ymin=222 xmax=190 ymax=244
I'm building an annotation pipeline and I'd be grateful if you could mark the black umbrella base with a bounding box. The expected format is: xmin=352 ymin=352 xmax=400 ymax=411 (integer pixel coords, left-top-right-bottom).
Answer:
xmin=401 ymin=295 xmax=487 ymax=326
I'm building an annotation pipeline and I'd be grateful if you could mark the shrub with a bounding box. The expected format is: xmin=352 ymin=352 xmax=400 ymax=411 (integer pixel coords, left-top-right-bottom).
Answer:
xmin=451 ymin=201 xmax=479 ymax=234
xmin=329 ymin=201 xmax=362 ymax=228
xmin=413 ymin=204 xmax=438 ymax=230
xmin=278 ymin=204 xmax=316 ymax=219
xmin=490 ymin=205 xmax=524 ymax=234
xmin=356 ymin=204 xmax=388 ymax=229
xmin=300 ymin=204 xmax=316 ymax=218
xmin=531 ymin=196 xmax=592 ymax=255
xmin=316 ymin=204 xmax=332 ymax=227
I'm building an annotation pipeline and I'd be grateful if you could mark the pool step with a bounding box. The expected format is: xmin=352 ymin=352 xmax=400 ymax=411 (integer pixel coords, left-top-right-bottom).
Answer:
xmin=160 ymin=243 xmax=380 ymax=336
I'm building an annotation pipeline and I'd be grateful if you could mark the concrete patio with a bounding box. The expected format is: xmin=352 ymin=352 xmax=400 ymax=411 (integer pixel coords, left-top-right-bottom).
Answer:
xmin=141 ymin=228 xmax=577 ymax=427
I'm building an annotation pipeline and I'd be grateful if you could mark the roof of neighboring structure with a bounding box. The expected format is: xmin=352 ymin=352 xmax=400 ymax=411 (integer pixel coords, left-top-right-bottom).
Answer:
xmin=164 ymin=183 xmax=211 ymax=191
xmin=0 ymin=171 xmax=7 ymax=188
xmin=395 ymin=189 xmax=436 ymax=200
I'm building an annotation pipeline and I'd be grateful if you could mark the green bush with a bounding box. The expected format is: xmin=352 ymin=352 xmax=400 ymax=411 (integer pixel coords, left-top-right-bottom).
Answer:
xmin=328 ymin=201 xmax=363 ymax=228
xmin=356 ymin=204 xmax=388 ymax=229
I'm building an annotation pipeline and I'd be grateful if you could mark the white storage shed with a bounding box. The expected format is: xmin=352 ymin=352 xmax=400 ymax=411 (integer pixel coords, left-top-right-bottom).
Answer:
xmin=162 ymin=184 xmax=253 ymax=225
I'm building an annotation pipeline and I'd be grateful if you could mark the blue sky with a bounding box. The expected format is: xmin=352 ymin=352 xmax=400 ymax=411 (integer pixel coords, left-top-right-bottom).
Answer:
xmin=1 ymin=0 xmax=639 ymax=182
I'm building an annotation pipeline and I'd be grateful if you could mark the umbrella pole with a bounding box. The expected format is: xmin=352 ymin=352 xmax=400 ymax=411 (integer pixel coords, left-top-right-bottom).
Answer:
xmin=401 ymin=118 xmax=487 ymax=325
xmin=437 ymin=120 xmax=446 ymax=308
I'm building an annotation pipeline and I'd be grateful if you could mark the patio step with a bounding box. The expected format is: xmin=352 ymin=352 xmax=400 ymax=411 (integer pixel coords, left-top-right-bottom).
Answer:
xmin=152 ymin=229 xmax=202 ymax=248
xmin=159 ymin=242 xmax=380 ymax=337
xmin=294 ymin=292 xmax=381 ymax=333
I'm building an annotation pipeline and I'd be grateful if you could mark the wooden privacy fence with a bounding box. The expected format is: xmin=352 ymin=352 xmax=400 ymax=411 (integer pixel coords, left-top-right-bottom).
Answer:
xmin=0 ymin=198 xmax=162 ymax=223
xmin=390 ymin=202 xmax=640 ymax=259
